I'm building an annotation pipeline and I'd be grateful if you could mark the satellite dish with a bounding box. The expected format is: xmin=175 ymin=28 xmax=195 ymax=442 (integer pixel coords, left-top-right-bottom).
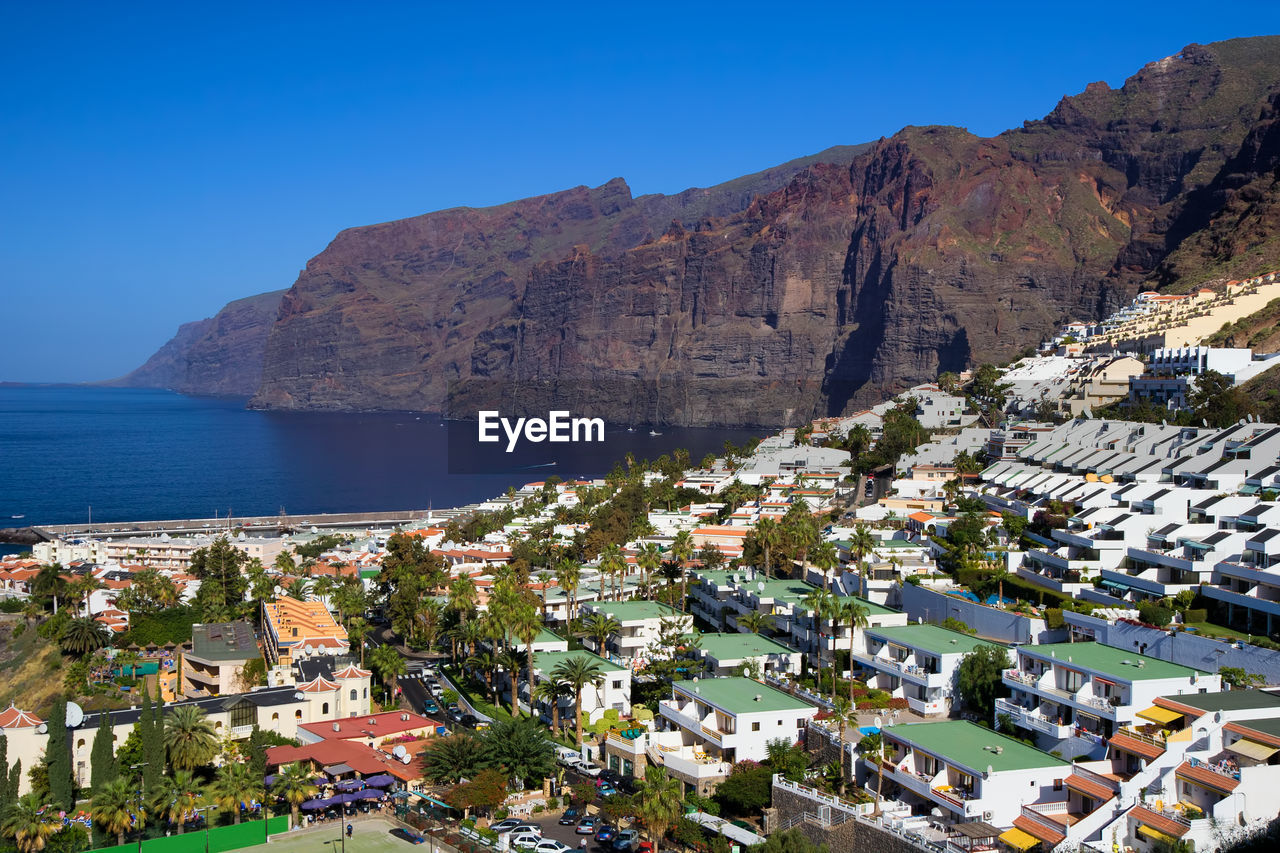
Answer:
xmin=36 ymin=723 xmax=47 ymax=734
xmin=393 ymin=745 xmax=407 ymax=759
xmin=401 ymin=754 xmax=412 ymax=764
xmin=873 ymin=716 xmax=883 ymax=728
xmin=757 ymin=581 xmax=765 ymax=593
xmin=311 ymin=526 xmax=319 ymax=533
xmin=65 ymin=702 xmax=84 ymax=728
xmin=160 ymin=533 xmax=171 ymax=542
xmin=238 ymin=532 xmax=247 ymax=541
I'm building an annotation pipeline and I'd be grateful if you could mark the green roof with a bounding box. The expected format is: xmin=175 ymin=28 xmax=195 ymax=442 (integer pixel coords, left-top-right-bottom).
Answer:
xmin=1022 ymin=642 xmax=1205 ymax=681
xmin=590 ymin=600 xmax=682 ymax=622
xmin=866 ymin=625 xmax=1002 ymax=657
xmin=690 ymin=569 xmax=739 ymax=587
xmin=674 ymin=676 xmax=813 ymax=714
xmin=830 ymin=595 xmax=896 ymax=617
xmin=533 ymin=649 xmax=625 ymax=674
xmin=698 ymin=633 xmax=798 ymax=661
xmin=749 ymin=578 xmax=819 ymax=605
xmin=1229 ymin=717 xmax=1280 ymax=741
xmin=1159 ymin=690 xmax=1280 ymax=714
xmin=504 ymin=627 xmax=567 ymax=647
xmin=887 ymin=720 xmax=1068 ymax=773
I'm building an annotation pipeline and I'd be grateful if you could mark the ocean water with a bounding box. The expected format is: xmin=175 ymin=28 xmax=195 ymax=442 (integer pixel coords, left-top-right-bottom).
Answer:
xmin=0 ymin=386 xmax=763 ymax=529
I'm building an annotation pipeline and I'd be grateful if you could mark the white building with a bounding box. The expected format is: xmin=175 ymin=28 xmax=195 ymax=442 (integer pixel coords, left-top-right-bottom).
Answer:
xmin=858 ymin=625 xmax=1009 ymax=716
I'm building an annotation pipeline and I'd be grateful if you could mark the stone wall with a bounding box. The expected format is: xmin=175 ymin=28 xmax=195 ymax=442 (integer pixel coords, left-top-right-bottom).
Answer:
xmin=770 ymin=787 xmax=922 ymax=853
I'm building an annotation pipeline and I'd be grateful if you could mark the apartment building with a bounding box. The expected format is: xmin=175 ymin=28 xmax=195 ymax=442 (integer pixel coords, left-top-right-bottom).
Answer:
xmin=695 ymin=633 xmax=803 ymax=677
xmin=180 ymin=620 xmax=260 ymax=697
xmin=999 ymin=642 xmax=1216 ymax=758
xmin=869 ymin=720 xmax=1070 ymax=826
xmin=858 ymin=625 xmax=1008 ymax=715
xmin=527 ymin=649 xmax=631 ymax=723
xmin=579 ymin=600 xmax=690 ymax=665
xmin=262 ymin=596 xmax=350 ymax=665
xmin=657 ymin=677 xmax=816 ymax=784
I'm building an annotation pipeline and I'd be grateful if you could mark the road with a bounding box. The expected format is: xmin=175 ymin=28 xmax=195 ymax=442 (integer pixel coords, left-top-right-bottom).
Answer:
xmin=397 ymin=673 xmax=437 ymax=717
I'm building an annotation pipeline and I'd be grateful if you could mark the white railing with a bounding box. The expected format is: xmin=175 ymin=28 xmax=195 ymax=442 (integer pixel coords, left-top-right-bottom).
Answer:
xmin=773 ymin=774 xmax=872 ymax=817
xmin=1070 ymin=764 xmax=1120 ymax=792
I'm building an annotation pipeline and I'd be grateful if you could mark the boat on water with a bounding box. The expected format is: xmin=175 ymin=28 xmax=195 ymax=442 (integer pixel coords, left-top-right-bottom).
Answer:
xmin=649 ymin=429 xmax=662 ymax=436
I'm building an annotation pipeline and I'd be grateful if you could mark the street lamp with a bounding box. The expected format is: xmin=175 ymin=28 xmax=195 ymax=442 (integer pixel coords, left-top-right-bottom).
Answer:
xmin=129 ymin=764 xmax=147 ymax=853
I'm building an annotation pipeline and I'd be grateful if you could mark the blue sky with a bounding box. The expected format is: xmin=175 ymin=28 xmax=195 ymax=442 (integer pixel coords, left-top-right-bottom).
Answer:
xmin=2 ymin=3 xmax=1278 ymax=382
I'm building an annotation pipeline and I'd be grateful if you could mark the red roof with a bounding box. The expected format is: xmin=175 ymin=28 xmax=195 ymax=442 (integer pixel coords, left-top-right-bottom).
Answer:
xmin=299 ymin=711 xmax=435 ymax=741
xmin=1012 ymin=816 xmax=1065 ymax=846
xmin=1130 ymin=805 xmax=1188 ymax=838
xmin=0 ymin=705 xmax=43 ymax=729
xmin=266 ymin=739 xmax=419 ymax=782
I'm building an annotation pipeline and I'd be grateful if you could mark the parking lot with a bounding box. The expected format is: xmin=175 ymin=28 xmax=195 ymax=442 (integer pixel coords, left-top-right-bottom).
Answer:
xmin=501 ymin=812 xmax=642 ymax=853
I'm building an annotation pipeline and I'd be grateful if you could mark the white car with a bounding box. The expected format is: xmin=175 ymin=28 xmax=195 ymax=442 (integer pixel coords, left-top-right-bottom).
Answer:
xmin=555 ymin=746 xmax=581 ymax=766
xmin=534 ymin=842 xmax=573 ymax=853
xmin=509 ymin=833 xmax=542 ymax=850
xmin=572 ymin=760 xmax=602 ymax=777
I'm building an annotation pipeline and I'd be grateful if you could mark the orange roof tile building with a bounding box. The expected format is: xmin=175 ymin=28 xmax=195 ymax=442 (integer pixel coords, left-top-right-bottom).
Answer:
xmin=261 ymin=596 xmax=349 ymax=665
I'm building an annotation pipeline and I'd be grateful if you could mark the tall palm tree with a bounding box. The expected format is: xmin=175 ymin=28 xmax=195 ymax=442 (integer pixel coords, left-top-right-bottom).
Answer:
xmin=164 ymin=705 xmax=218 ymax=772
xmin=92 ymin=776 xmax=141 ymax=845
xmin=209 ymin=761 xmax=262 ymax=824
xmin=820 ymin=595 xmax=843 ymax=702
xmin=512 ymin=600 xmax=541 ymax=715
xmin=860 ymin=731 xmax=886 ymax=815
xmin=271 ymin=763 xmax=317 ymax=830
xmin=801 ymin=588 xmax=833 ymax=663
xmin=532 ymin=678 xmax=569 ymax=733
xmin=466 ymin=649 xmax=498 ymax=700
xmin=637 ymin=544 xmax=663 ymax=601
xmin=752 ymin=519 xmax=780 ymax=579
xmin=635 ymin=764 xmax=683 ymax=846
xmin=415 ymin=598 xmax=444 ymax=649
xmin=599 ymin=544 xmax=626 ymax=602
xmin=347 ymin=616 xmax=369 ymax=666
xmin=551 ymin=656 xmax=605 ymax=746
xmin=812 ymin=541 xmax=839 ymax=593
xmin=446 ymin=575 xmax=478 ymax=641
xmin=671 ymin=531 xmax=694 ymax=606
xmin=738 ymin=610 xmax=768 ymax=635
xmin=149 ymin=770 xmax=202 ymax=834
xmin=368 ymin=644 xmax=406 ymax=704
xmin=830 ymin=697 xmax=854 ymax=796
xmin=72 ymin=574 xmax=104 ymax=618
xmin=580 ymin=612 xmax=620 ymax=657
xmin=555 ymin=558 xmax=581 ymax=629
xmin=849 ymin=525 xmax=876 ymax=576
xmin=2 ymin=793 xmax=56 ymax=853
xmin=32 ymin=564 xmax=66 ymax=614
xmin=536 ymin=571 xmax=555 ymax=622
xmin=841 ymin=600 xmax=870 ymax=705
xmin=496 ymin=648 xmax=525 ymax=717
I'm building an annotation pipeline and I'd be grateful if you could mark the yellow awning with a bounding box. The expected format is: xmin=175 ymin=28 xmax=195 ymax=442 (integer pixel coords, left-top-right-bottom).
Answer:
xmin=999 ymin=828 xmax=1040 ymax=850
xmin=1227 ymin=737 xmax=1279 ymax=762
xmin=1138 ymin=825 xmax=1178 ymax=844
xmin=1136 ymin=706 xmax=1183 ymax=725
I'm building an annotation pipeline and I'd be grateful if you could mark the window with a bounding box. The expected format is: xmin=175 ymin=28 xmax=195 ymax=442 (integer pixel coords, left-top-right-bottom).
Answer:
xmin=350 ymin=689 xmax=357 ymax=701
xmin=272 ymin=713 xmax=279 ymax=722
xmin=796 ymin=719 xmax=805 ymax=729
xmin=229 ymin=703 xmax=254 ymax=729
xmin=322 ymin=702 xmax=329 ymax=715
xmin=1054 ymin=779 xmax=1063 ymax=791
xmin=751 ymin=722 xmax=761 ymax=732
xmin=612 ymin=680 xmax=622 ymax=689
xmin=363 ymin=688 xmax=368 ymax=698
xmin=295 ymin=710 xmax=303 ymax=720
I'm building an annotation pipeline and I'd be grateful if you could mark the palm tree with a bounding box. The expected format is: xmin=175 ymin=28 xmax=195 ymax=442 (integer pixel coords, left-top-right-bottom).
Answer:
xmin=415 ymin=598 xmax=445 ymax=650
xmin=32 ymin=564 xmax=66 ymax=614
xmin=551 ymin=656 xmax=605 ymax=746
xmin=347 ymin=616 xmax=369 ymax=666
xmin=92 ymin=776 xmax=141 ymax=845
xmin=671 ymin=531 xmax=694 ymax=607
xmin=283 ymin=577 xmax=311 ymax=600
xmin=467 ymin=649 xmax=498 ymax=700
xmin=60 ymin=616 xmax=109 ymax=655
xmin=149 ymin=770 xmax=202 ymax=834
xmin=2 ymin=793 xmax=56 ymax=853
xmin=637 ymin=544 xmax=663 ymax=601
xmin=164 ymin=705 xmax=219 ymax=772
xmin=271 ymin=763 xmax=317 ymax=830
xmin=801 ymin=588 xmax=833 ymax=663
xmin=859 ymin=732 xmax=886 ymax=815
xmin=841 ymin=599 xmax=870 ymax=705
xmin=532 ymin=678 xmax=569 ymax=733
xmin=555 ymin=558 xmax=582 ymax=629
xmin=635 ymin=764 xmax=683 ymax=846
xmin=496 ymin=648 xmax=525 ymax=717
xmin=738 ymin=610 xmax=768 ymax=635
xmin=72 ymin=574 xmax=104 ymax=617
xmin=820 ymin=595 xmax=843 ymax=702
xmin=580 ymin=612 xmax=620 ymax=657
xmin=368 ymin=644 xmax=406 ymax=704
xmin=849 ymin=525 xmax=875 ymax=577
xmin=812 ymin=541 xmax=839 ymax=593
xmin=830 ymin=697 xmax=854 ymax=796
xmin=753 ymin=519 xmax=780 ymax=578
xmin=536 ymin=570 xmax=555 ymax=622
xmin=512 ymin=601 xmax=541 ymax=715
xmin=599 ymin=544 xmax=626 ymax=602
xmin=209 ymin=762 xmax=262 ymax=824
xmin=117 ymin=649 xmax=142 ymax=680
xmin=446 ymin=575 xmax=478 ymax=643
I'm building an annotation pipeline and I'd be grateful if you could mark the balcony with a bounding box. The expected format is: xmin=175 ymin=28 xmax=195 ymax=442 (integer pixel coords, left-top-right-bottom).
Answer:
xmin=995 ymin=697 xmax=1072 ymax=739
xmin=658 ymin=700 xmax=708 ymax=735
xmin=661 ymin=750 xmax=730 ymax=781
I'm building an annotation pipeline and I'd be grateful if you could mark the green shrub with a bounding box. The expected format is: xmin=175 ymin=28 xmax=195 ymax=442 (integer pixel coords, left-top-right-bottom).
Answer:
xmin=532 ymin=805 xmax=544 ymax=814
xmin=547 ymin=797 xmax=559 ymax=810
xmin=1184 ymin=609 xmax=1207 ymax=624
xmin=1044 ymin=608 xmax=1064 ymax=629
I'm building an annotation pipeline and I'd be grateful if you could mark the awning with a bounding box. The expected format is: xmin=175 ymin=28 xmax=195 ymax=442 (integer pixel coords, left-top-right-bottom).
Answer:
xmin=323 ymin=763 xmax=355 ymax=775
xmin=1138 ymin=825 xmax=1178 ymax=844
xmin=1101 ymin=579 xmax=1131 ymax=593
xmin=1227 ymin=738 xmax=1280 ymax=762
xmin=1136 ymin=706 xmax=1183 ymax=726
xmin=998 ymin=828 xmax=1040 ymax=850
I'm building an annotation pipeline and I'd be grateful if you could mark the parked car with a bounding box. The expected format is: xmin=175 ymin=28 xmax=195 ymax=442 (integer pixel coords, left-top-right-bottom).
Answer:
xmin=555 ymin=746 xmax=581 ymax=765
xmin=510 ymin=832 xmax=542 ymax=850
xmin=391 ymin=828 xmax=426 ymax=844
xmin=458 ymin=713 xmax=480 ymax=728
xmin=445 ymin=708 xmax=465 ymax=724
xmin=445 ymin=702 xmax=461 ymax=714
xmin=421 ymin=700 xmax=439 ymax=714
xmin=636 ymin=843 xmax=653 ymax=853
xmin=559 ymin=808 xmax=580 ymax=825
xmin=574 ymin=761 xmax=602 ymax=778
xmin=490 ymin=820 xmax=525 ymax=834
xmin=594 ymin=824 xmax=616 ymax=843
xmin=612 ymin=830 xmax=639 ymax=852
xmin=575 ymin=817 xmax=597 ymax=835
xmin=534 ymin=841 xmax=572 ymax=853
xmin=598 ymin=783 xmax=619 ymax=797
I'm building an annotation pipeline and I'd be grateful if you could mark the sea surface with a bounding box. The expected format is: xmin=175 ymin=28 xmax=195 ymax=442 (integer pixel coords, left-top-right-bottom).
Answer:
xmin=0 ymin=386 xmax=764 ymax=532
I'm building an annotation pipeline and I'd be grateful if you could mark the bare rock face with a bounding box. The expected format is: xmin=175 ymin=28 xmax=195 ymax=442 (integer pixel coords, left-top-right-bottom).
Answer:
xmin=110 ymin=290 xmax=286 ymax=396
xmin=133 ymin=37 xmax=1280 ymax=425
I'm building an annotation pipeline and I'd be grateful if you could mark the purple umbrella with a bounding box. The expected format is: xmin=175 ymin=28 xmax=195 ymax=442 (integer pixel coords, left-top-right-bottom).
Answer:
xmin=354 ymin=790 xmax=383 ymax=801
xmin=362 ymin=774 xmax=396 ymax=788
xmin=333 ymin=791 xmax=364 ymax=804
xmin=301 ymin=798 xmax=332 ymax=810
xmin=334 ymin=779 xmax=365 ymax=791
xmin=263 ymin=775 xmax=277 ymax=787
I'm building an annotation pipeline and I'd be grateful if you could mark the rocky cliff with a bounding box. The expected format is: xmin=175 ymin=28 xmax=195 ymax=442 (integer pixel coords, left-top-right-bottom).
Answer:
xmin=129 ymin=37 xmax=1280 ymax=425
xmin=110 ymin=290 xmax=285 ymax=396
